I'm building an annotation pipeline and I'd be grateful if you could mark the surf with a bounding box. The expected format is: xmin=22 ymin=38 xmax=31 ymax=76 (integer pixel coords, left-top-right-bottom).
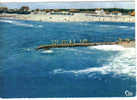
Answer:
xmin=52 ymin=45 xmax=136 ymax=78
xmin=41 ymin=50 xmax=53 ymax=54
xmin=0 ymin=19 xmax=43 ymax=28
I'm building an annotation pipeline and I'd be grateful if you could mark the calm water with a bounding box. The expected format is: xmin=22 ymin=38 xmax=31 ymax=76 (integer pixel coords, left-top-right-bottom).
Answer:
xmin=0 ymin=19 xmax=136 ymax=98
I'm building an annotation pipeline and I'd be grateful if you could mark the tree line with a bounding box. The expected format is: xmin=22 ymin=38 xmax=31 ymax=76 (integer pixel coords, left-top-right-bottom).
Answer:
xmin=0 ymin=6 xmax=135 ymax=15
xmin=0 ymin=6 xmax=30 ymax=14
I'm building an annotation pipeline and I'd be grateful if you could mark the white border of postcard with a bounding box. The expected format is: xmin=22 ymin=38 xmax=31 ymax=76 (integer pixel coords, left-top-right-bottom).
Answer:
xmin=0 ymin=0 xmax=136 ymax=100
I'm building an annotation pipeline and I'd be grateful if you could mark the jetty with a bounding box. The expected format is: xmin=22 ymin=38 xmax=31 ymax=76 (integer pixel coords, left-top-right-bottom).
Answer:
xmin=36 ymin=42 xmax=117 ymax=50
xmin=36 ymin=38 xmax=135 ymax=50
xmin=36 ymin=39 xmax=118 ymax=50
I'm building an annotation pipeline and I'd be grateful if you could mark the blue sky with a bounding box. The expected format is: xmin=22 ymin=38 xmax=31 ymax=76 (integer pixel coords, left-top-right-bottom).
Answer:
xmin=0 ymin=1 xmax=135 ymax=9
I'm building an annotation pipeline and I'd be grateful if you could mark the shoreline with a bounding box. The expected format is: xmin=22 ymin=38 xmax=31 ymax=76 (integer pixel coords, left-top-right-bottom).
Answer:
xmin=0 ymin=13 xmax=135 ymax=23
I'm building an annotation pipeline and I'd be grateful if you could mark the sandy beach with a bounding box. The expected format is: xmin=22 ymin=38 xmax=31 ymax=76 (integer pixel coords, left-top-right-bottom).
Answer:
xmin=0 ymin=13 xmax=135 ymax=22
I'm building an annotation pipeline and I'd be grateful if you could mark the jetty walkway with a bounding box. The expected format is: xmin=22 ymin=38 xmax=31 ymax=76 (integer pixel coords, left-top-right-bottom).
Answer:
xmin=36 ymin=38 xmax=135 ymax=50
xmin=36 ymin=41 xmax=117 ymax=50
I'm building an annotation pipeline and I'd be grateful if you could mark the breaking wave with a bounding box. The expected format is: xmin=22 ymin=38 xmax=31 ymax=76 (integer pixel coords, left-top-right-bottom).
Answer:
xmin=59 ymin=48 xmax=94 ymax=54
xmin=41 ymin=50 xmax=53 ymax=54
xmin=100 ymin=25 xmax=129 ymax=29
xmin=99 ymin=25 xmax=111 ymax=27
xmin=89 ymin=45 xmax=125 ymax=51
xmin=53 ymin=45 xmax=136 ymax=78
xmin=119 ymin=26 xmax=129 ymax=29
xmin=0 ymin=19 xmax=43 ymax=28
xmin=0 ymin=19 xmax=13 ymax=23
xmin=130 ymin=27 xmax=135 ymax=30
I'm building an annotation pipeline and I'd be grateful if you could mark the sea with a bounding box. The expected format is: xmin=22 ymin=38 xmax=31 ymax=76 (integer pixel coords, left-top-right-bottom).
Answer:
xmin=0 ymin=18 xmax=136 ymax=98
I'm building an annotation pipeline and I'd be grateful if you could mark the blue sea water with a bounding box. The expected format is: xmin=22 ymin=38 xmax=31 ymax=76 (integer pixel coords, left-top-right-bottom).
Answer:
xmin=0 ymin=19 xmax=136 ymax=98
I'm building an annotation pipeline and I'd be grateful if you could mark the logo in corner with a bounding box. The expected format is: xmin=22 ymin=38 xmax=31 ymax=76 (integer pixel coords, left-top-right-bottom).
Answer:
xmin=125 ymin=90 xmax=133 ymax=96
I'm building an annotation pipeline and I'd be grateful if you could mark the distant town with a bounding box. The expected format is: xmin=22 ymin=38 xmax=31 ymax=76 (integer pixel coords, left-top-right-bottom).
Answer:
xmin=0 ymin=6 xmax=135 ymax=22
xmin=0 ymin=6 xmax=135 ymax=16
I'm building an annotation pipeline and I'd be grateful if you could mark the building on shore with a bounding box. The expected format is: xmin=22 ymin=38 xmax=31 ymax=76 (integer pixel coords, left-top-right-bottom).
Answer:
xmin=69 ymin=9 xmax=80 ymax=13
xmin=95 ymin=8 xmax=106 ymax=16
xmin=85 ymin=11 xmax=97 ymax=16
xmin=50 ymin=11 xmax=73 ymax=15
xmin=0 ymin=7 xmax=8 ymax=13
xmin=130 ymin=11 xmax=135 ymax=16
xmin=111 ymin=11 xmax=122 ymax=16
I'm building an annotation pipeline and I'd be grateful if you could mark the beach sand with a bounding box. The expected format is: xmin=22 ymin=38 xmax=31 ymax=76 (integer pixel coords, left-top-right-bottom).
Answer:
xmin=0 ymin=13 xmax=135 ymax=22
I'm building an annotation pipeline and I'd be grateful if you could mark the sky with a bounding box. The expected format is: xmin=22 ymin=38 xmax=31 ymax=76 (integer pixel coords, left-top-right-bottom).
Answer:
xmin=0 ymin=0 xmax=135 ymax=9
xmin=0 ymin=0 xmax=135 ymax=2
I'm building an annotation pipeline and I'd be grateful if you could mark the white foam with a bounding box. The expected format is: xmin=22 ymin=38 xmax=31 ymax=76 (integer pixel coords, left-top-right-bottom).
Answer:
xmin=0 ymin=19 xmax=13 ymax=23
xmin=100 ymin=25 xmax=111 ymax=28
xmin=23 ymin=48 xmax=33 ymax=51
xmin=41 ymin=50 xmax=53 ymax=54
xmin=0 ymin=19 xmax=34 ymax=27
xmin=0 ymin=19 xmax=43 ymax=28
xmin=130 ymin=27 xmax=135 ymax=30
xmin=14 ymin=22 xmax=34 ymax=27
xmin=89 ymin=45 xmax=125 ymax=51
xmin=100 ymin=25 xmax=129 ymax=29
xmin=37 ymin=25 xmax=43 ymax=28
xmin=60 ymin=48 xmax=94 ymax=54
xmin=53 ymin=45 xmax=136 ymax=78
xmin=119 ymin=26 xmax=129 ymax=29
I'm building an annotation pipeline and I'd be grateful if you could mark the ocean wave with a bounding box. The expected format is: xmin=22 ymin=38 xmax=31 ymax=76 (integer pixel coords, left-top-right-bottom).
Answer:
xmin=100 ymin=25 xmax=129 ymax=29
xmin=99 ymin=25 xmax=111 ymax=27
xmin=0 ymin=19 xmax=13 ymax=23
xmin=23 ymin=48 xmax=33 ymax=51
xmin=130 ymin=27 xmax=135 ymax=30
xmin=88 ymin=45 xmax=125 ymax=51
xmin=52 ymin=45 xmax=136 ymax=78
xmin=14 ymin=22 xmax=34 ymax=27
xmin=119 ymin=26 xmax=129 ymax=29
xmin=37 ymin=25 xmax=43 ymax=28
xmin=79 ymin=23 xmax=89 ymax=26
xmin=41 ymin=50 xmax=53 ymax=54
xmin=0 ymin=19 xmax=43 ymax=28
xmin=58 ymin=48 xmax=94 ymax=54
